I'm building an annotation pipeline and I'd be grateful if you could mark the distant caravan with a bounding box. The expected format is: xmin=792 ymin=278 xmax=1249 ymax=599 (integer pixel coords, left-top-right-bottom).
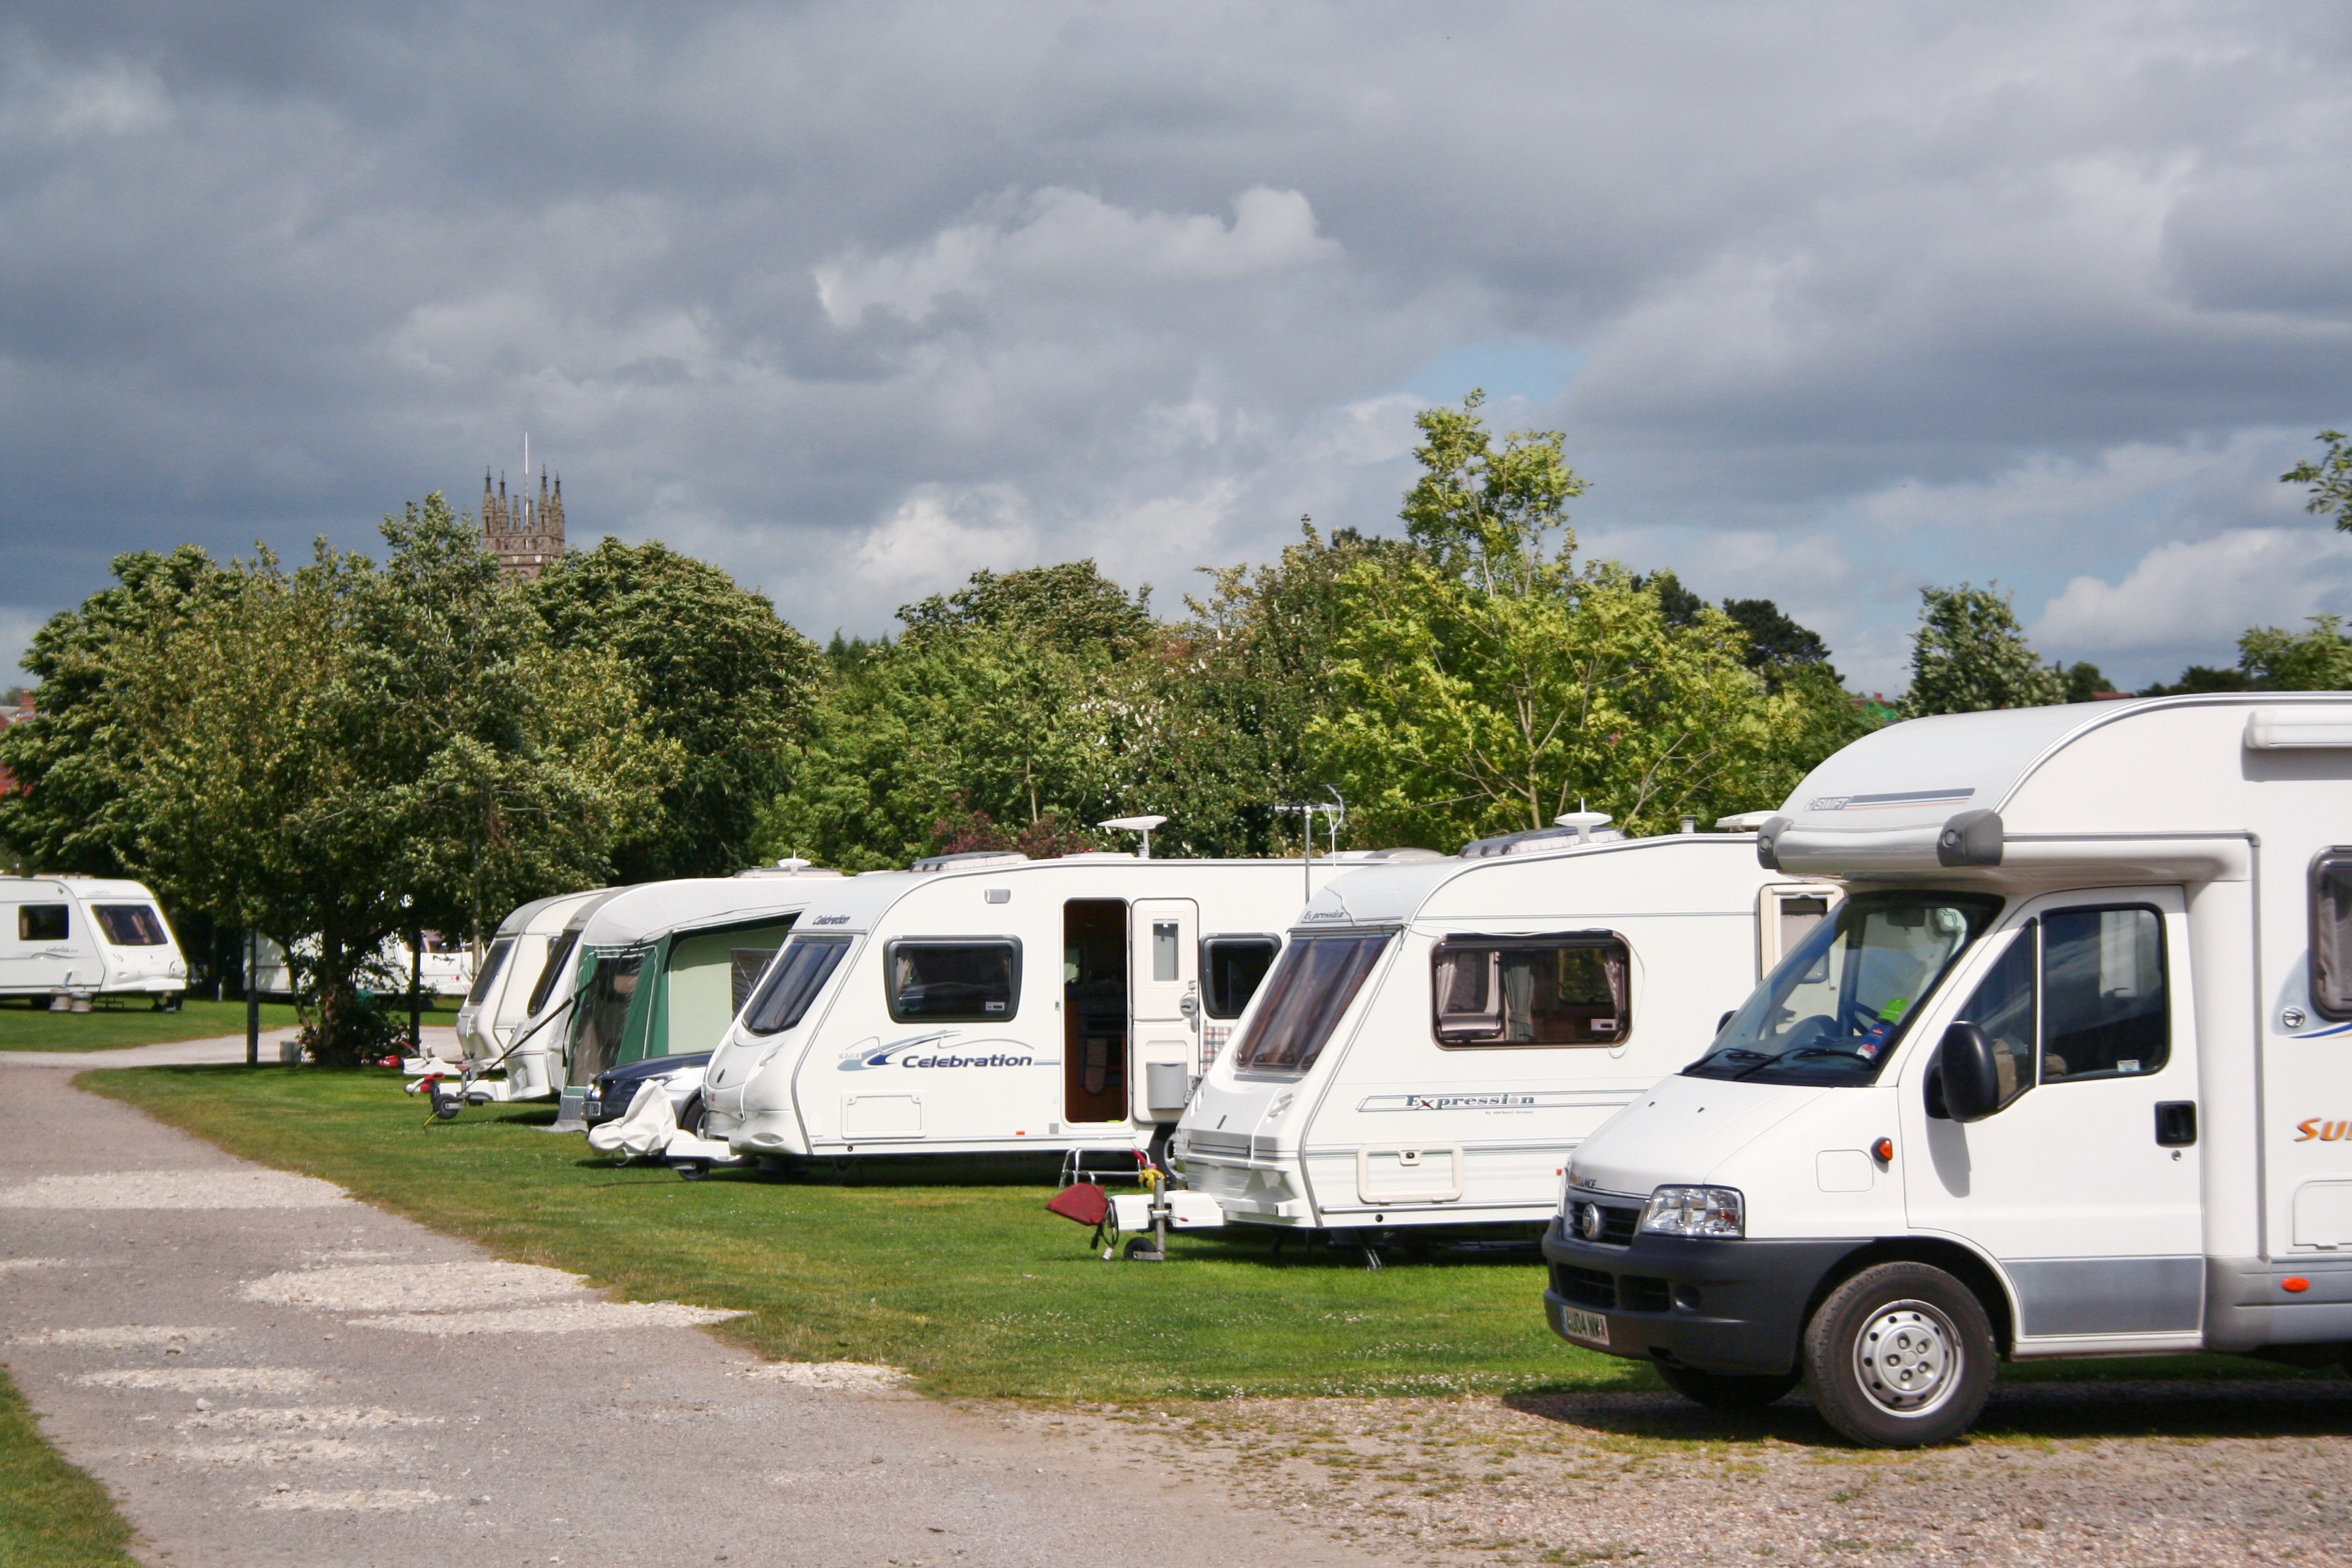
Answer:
xmin=249 ymin=932 xmax=476 ymax=1016
xmin=678 ymin=851 xmax=1418 ymax=1173
xmin=0 ymin=877 xmax=189 ymax=1009
xmin=1174 ymin=817 xmax=1835 ymax=1235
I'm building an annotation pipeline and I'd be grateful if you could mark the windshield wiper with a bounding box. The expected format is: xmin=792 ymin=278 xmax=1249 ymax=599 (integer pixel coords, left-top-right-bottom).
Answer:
xmin=1731 ymin=1045 xmax=1870 ymax=1081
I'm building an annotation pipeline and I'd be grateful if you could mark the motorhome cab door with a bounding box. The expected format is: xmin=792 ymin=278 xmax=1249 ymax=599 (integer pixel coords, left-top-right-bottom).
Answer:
xmin=1898 ymin=885 xmax=2205 ymax=1345
xmin=1130 ymin=898 xmax=1200 ymax=1123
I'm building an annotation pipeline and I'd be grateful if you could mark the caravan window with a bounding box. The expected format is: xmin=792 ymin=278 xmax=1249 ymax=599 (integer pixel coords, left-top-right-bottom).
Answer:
xmin=93 ymin=904 xmax=167 ymax=946
xmin=466 ymin=938 xmax=514 ymax=1006
xmin=19 ymin=905 xmax=67 ymax=942
xmin=2312 ymin=851 xmax=2352 ymax=1019
xmin=1432 ymin=934 xmax=1631 ymax=1047
xmin=1201 ymin=936 xmax=1279 ymax=1019
xmin=1230 ymin=933 xmax=1392 ymax=1075
xmin=886 ymin=941 xmax=1020 ymax=1022
xmin=527 ymin=928 xmax=582 ymax=1016
xmin=745 ymin=936 xmax=853 ymax=1034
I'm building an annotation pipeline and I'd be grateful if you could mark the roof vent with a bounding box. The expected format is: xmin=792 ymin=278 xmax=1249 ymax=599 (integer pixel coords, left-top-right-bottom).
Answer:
xmin=909 ymin=850 xmax=1031 ymax=873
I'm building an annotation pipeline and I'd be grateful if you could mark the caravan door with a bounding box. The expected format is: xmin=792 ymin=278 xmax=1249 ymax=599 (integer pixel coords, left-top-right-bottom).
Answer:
xmin=1901 ymin=886 xmax=2204 ymax=1345
xmin=1130 ymin=899 xmax=1200 ymax=1123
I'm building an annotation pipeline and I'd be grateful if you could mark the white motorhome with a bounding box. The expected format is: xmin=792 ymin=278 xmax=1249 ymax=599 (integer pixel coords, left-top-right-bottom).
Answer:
xmin=1545 ymin=695 xmax=2352 ymax=1448
xmin=0 ymin=877 xmax=187 ymax=1008
xmin=448 ymin=888 xmax=614 ymax=1098
xmin=1173 ymin=819 xmax=1835 ymax=1235
xmin=689 ymin=852 xmax=1362 ymax=1169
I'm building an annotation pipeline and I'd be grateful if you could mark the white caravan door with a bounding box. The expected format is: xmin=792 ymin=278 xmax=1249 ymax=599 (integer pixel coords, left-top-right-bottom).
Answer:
xmin=1130 ymin=899 xmax=1200 ymax=1123
xmin=1901 ymin=886 xmax=2204 ymax=1343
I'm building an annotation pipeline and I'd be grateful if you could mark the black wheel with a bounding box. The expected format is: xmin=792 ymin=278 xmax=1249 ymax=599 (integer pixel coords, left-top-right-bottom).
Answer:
xmin=433 ymin=1096 xmax=461 ymax=1122
xmin=676 ymin=1160 xmax=710 ymax=1182
xmin=1122 ymin=1236 xmax=1165 ymax=1262
xmin=1801 ymin=1262 xmax=1995 ymax=1447
xmin=1656 ymin=1363 xmax=1800 ymax=1411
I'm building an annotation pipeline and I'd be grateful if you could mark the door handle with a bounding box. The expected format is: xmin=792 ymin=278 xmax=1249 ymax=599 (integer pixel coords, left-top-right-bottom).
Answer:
xmin=2155 ymin=1101 xmax=2197 ymax=1147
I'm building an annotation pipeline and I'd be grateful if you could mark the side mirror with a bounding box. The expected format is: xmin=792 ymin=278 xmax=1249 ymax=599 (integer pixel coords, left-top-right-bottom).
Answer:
xmin=1938 ymin=1022 xmax=2002 ymax=1123
xmin=1716 ymin=1011 xmax=1735 ymax=1035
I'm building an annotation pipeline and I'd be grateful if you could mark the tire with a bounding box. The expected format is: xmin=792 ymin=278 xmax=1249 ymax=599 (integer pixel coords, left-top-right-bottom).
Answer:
xmin=676 ymin=1160 xmax=710 ymax=1182
xmin=1801 ymin=1262 xmax=1995 ymax=1447
xmin=1656 ymin=1363 xmax=1800 ymax=1411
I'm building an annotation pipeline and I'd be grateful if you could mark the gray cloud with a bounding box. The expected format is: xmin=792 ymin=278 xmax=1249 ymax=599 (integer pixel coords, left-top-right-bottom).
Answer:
xmin=4 ymin=1 xmax=2351 ymax=695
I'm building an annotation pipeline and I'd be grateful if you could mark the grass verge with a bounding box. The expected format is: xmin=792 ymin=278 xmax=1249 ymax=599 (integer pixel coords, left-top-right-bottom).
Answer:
xmin=88 ymin=1064 xmax=1643 ymax=1403
xmin=0 ymin=998 xmax=308 ymax=1052
xmin=0 ymin=1362 xmax=140 ymax=1568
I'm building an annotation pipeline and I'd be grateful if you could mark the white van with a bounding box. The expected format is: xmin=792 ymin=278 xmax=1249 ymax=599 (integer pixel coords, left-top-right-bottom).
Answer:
xmin=690 ymin=853 xmax=1354 ymax=1168
xmin=0 ymin=877 xmax=187 ymax=1008
xmin=1175 ymin=819 xmax=1834 ymax=1234
xmin=1545 ymin=694 xmax=2352 ymax=1447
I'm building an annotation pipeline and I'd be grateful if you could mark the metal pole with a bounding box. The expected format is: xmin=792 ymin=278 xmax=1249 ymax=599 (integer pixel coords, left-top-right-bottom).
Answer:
xmin=244 ymin=930 xmax=259 ymax=1067
xmin=409 ymin=930 xmax=423 ymax=1056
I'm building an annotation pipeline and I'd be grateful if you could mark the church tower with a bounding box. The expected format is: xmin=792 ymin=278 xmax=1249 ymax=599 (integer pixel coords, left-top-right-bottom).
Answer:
xmin=481 ymin=467 xmax=566 ymax=581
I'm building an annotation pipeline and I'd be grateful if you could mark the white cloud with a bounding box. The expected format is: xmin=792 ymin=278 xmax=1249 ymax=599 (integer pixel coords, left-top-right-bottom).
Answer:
xmin=2032 ymin=528 xmax=2352 ymax=668
xmin=848 ymin=483 xmax=1042 ymax=599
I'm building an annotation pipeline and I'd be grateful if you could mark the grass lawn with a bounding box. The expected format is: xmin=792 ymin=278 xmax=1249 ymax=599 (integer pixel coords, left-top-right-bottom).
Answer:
xmin=0 ymin=998 xmax=308 ymax=1052
xmin=0 ymin=1363 xmax=139 ymax=1568
xmin=91 ymin=1064 xmax=1640 ymax=1403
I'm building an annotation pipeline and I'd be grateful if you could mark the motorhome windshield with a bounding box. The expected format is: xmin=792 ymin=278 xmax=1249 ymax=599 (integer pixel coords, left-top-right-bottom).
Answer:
xmin=466 ymin=938 xmax=513 ymax=1006
xmin=1686 ymin=891 xmax=2002 ymax=1085
xmin=744 ymin=935 xmax=852 ymax=1035
xmin=1230 ymin=932 xmax=1392 ymax=1075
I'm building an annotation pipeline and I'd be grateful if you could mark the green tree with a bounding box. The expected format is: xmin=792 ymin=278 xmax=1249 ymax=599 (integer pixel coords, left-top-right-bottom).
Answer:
xmin=10 ymin=499 xmax=667 ymax=1063
xmin=530 ymin=540 xmax=821 ymax=881
xmin=2061 ymin=661 xmax=2110 ymax=703
xmin=2283 ymin=429 xmax=2352 ymax=532
xmin=2237 ymin=615 xmax=2352 ymax=690
xmin=1309 ymin=396 xmax=1813 ymax=847
xmin=1901 ymin=585 xmax=2065 ymax=716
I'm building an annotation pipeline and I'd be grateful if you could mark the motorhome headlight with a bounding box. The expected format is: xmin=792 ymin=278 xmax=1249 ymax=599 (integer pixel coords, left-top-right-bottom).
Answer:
xmin=1639 ymin=1186 xmax=1744 ymax=1239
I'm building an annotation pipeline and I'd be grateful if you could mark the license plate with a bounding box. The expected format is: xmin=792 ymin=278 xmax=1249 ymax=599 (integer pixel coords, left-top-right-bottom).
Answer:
xmin=1561 ymin=1307 xmax=1610 ymax=1347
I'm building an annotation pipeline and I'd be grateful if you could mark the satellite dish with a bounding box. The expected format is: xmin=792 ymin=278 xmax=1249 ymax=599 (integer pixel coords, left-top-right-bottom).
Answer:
xmin=1098 ymin=814 xmax=1169 ymax=858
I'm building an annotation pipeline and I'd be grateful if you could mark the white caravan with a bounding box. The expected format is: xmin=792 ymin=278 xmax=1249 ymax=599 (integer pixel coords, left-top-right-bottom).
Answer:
xmin=250 ymin=932 xmax=474 ymax=1002
xmin=689 ymin=852 xmax=1369 ymax=1169
xmin=1173 ymin=820 xmax=1835 ymax=1233
xmin=0 ymin=877 xmax=187 ymax=1008
xmin=448 ymin=888 xmax=614 ymax=1098
xmin=1546 ymin=694 xmax=2352 ymax=1447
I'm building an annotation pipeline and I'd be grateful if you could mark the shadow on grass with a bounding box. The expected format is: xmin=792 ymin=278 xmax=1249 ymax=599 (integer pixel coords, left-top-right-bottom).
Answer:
xmin=1502 ymin=1370 xmax=2352 ymax=1449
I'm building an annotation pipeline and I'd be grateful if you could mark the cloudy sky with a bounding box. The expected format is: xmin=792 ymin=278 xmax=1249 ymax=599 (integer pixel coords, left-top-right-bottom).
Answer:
xmin=5 ymin=2 xmax=2351 ymax=693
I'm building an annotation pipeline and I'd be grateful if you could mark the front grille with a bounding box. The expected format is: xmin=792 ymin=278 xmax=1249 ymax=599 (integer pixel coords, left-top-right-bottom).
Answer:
xmin=1618 ymin=1275 xmax=1672 ymax=1313
xmin=1565 ymin=1200 xmax=1642 ymax=1246
xmin=1551 ymin=1263 xmax=1616 ymax=1310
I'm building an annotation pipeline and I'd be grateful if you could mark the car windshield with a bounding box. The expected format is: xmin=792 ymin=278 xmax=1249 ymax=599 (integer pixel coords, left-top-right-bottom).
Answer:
xmin=1685 ymin=890 xmax=2003 ymax=1085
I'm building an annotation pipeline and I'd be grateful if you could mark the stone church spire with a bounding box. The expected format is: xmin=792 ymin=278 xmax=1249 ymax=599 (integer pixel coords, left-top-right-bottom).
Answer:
xmin=480 ymin=462 xmax=566 ymax=581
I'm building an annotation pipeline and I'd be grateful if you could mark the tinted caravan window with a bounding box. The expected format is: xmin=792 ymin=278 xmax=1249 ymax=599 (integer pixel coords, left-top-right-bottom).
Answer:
xmin=1230 ymin=933 xmax=1391 ymax=1075
xmin=886 ymin=941 xmax=1019 ymax=1023
xmin=527 ymin=928 xmax=583 ymax=1016
xmin=19 ymin=905 xmax=68 ymax=942
xmin=466 ymin=938 xmax=514 ymax=1006
xmin=1433 ymin=934 xmax=1631 ymax=1047
xmin=93 ymin=904 xmax=168 ymax=946
xmin=745 ymin=936 xmax=853 ymax=1034
xmin=1201 ymin=937 xmax=1279 ymax=1019
xmin=2313 ymin=851 xmax=2352 ymax=1020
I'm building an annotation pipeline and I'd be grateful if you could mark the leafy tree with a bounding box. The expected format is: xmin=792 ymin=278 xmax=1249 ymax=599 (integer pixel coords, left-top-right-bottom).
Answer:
xmin=2138 ymin=664 xmax=2256 ymax=696
xmin=1635 ymin=572 xmax=1838 ymax=690
xmin=1310 ymin=396 xmax=1819 ymax=846
xmin=1901 ymin=585 xmax=2065 ymax=716
xmin=529 ymin=540 xmax=821 ymax=881
xmin=2283 ymin=429 xmax=2352 ymax=532
xmin=2061 ymin=661 xmax=2110 ymax=703
xmin=898 ymin=559 xmax=1155 ymax=657
xmin=9 ymin=499 xmax=665 ymax=1062
xmin=2238 ymin=615 xmax=2352 ymax=690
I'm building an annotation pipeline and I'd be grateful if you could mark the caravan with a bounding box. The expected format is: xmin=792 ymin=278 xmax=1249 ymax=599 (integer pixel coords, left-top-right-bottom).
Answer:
xmin=1544 ymin=696 xmax=2352 ymax=1446
xmin=1173 ymin=819 xmax=1833 ymax=1233
xmin=0 ymin=877 xmax=187 ymax=1009
xmin=687 ymin=853 xmax=1365 ymax=1169
xmin=251 ymin=932 xmax=475 ymax=1005
xmin=446 ymin=888 xmax=617 ymax=1101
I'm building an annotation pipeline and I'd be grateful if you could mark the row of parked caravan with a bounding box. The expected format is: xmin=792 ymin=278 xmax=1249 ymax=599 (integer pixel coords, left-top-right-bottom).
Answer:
xmin=429 ymin=694 xmax=2352 ymax=1448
